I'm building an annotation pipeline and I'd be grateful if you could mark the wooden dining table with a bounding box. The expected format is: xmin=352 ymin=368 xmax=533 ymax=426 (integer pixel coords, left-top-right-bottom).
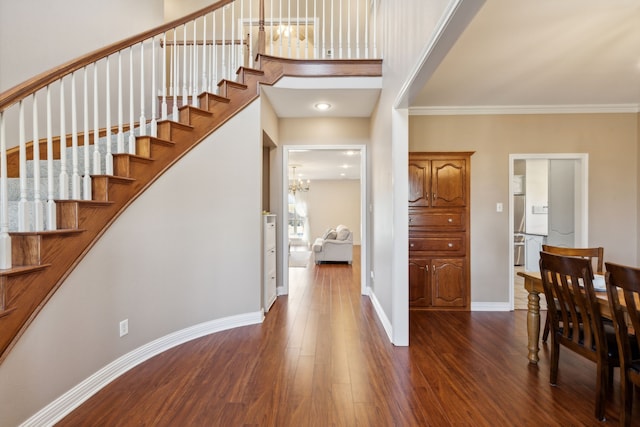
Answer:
xmin=518 ymin=270 xmax=613 ymax=365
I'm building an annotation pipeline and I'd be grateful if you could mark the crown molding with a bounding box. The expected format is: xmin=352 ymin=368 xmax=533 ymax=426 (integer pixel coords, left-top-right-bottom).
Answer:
xmin=409 ymin=104 xmax=640 ymax=116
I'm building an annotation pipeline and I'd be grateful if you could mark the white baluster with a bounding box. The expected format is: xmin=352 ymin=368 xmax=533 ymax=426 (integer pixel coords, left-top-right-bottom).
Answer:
xmin=169 ymin=36 xmax=174 ymax=98
xmin=364 ymin=0 xmax=368 ymax=58
xmin=231 ymin=3 xmax=236 ymax=73
xmin=222 ymin=7 xmax=227 ymax=82
xmin=296 ymin=0 xmax=300 ymax=59
xmin=32 ymin=96 xmax=44 ymax=231
xmin=117 ymin=51 xmax=125 ymax=153
xmin=151 ymin=37 xmax=158 ymax=137
xmin=140 ymin=41 xmax=148 ymax=137
xmin=93 ymin=63 xmax=101 ymax=175
xmin=0 ymin=113 xmax=11 ymax=268
xmin=202 ymin=15 xmax=207 ymax=96
xmin=373 ymin=0 xmax=377 ymax=58
xmin=355 ymin=0 xmax=360 ymax=58
xmin=211 ymin=14 xmax=217 ymax=90
xmin=188 ymin=25 xmax=194 ymax=105
xmin=339 ymin=0 xmax=343 ymax=58
xmin=182 ymin=25 xmax=188 ymax=106
xmin=287 ymin=0 xmax=291 ymax=58
xmin=105 ymin=57 xmax=113 ymax=175
xmin=59 ymin=80 xmax=69 ymax=199
xmin=83 ymin=67 xmax=92 ymax=201
xmin=45 ymin=86 xmax=57 ymax=230
xmin=305 ymin=0 xmax=309 ymax=58
xmin=322 ymin=0 xmax=326 ymax=58
xmin=249 ymin=0 xmax=254 ymax=67
xmin=173 ymin=28 xmax=179 ymax=120
xmin=270 ymin=0 xmax=274 ymax=57
xmin=192 ymin=21 xmax=199 ymax=107
xmin=70 ymin=72 xmax=81 ymax=199
xmin=162 ymin=35 xmax=168 ymax=121
xmin=129 ymin=47 xmax=136 ymax=155
xmin=348 ymin=0 xmax=352 ymax=58
xmin=330 ymin=0 xmax=334 ymax=58
xmin=18 ymin=101 xmax=30 ymax=231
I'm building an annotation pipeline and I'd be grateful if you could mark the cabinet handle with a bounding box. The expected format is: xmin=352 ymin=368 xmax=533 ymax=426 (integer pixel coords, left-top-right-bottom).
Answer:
xmin=410 ymin=243 xmax=415 ymax=248
xmin=409 ymin=218 xmax=413 ymax=222
xmin=448 ymin=243 xmax=453 ymax=248
xmin=448 ymin=218 xmax=453 ymax=223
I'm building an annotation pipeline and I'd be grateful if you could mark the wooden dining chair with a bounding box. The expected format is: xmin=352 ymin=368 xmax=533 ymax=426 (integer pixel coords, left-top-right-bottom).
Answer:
xmin=541 ymin=245 xmax=605 ymax=342
xmin=605 ymin=262 xmax=640 ymax=427
xmin=539 ymin=251 xmax=619 ymax=421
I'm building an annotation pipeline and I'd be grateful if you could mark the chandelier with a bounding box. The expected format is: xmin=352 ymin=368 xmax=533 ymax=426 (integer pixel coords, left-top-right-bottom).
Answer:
xmin=289 ymin=166 xmax=310 ymax=195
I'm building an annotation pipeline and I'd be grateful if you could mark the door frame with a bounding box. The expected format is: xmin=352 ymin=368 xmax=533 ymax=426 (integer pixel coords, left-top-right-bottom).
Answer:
xmin=508 ymin=153 xmax=589 ymax=310
xmin=281 ymin=144 xmax=368 ymax=296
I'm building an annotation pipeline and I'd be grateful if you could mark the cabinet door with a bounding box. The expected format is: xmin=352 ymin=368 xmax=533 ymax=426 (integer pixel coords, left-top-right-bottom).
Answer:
xmin=409 ymin=258 xmax=430 ymax=307
xmin=431 ymin=258 xmax=466 ymax=307
xmin=408 ymin=160 xmax=431 ymax=207
xmin=431 ymin=159 xmax=466 ymax=207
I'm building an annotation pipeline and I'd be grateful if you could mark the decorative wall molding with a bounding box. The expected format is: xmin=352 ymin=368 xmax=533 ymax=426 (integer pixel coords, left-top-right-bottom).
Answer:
xmin=21 ymin=311 xmax=264 ymax=427
xmin=410 ymin=103 xmax=640 ymax=116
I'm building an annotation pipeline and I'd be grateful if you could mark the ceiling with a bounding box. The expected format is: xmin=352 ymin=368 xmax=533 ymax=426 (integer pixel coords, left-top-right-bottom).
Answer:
xmin=288 ymin=149 xmax=361 ymax=181
xmin=273 ymin=0 xmax=640 ymax=179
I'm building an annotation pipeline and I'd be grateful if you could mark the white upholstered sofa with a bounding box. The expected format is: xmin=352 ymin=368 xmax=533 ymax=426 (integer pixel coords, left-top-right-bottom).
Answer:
xmin=312 ymin=225 xmax=353 ymax=264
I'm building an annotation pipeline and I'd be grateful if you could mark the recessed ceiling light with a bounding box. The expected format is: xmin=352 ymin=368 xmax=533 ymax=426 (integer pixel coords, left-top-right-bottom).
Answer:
xmin=315 ymin=102 xmax=331 ymax=111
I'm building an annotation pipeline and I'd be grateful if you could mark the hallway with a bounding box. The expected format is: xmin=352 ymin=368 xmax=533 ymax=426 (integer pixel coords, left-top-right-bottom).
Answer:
xmin=58 ymin=248 xmax=636 ymax=426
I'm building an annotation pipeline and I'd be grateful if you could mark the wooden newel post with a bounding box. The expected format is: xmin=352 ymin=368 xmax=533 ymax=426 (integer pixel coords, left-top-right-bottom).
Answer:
xmin=258 ymin=0 xmax=265 ymax=57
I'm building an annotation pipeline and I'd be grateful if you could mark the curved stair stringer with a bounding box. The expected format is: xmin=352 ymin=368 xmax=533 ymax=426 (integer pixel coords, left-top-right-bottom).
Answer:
xmin=0 ymin=55 xmax=382 ymax=365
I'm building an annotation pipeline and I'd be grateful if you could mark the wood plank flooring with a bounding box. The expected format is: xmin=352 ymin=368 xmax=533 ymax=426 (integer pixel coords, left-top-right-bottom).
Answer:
xmin=58 ymin=247 xmax=639 ymax=426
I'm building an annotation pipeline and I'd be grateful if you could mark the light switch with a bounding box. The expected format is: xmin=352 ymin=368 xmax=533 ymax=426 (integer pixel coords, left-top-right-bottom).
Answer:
xmin=496 ymin=202 xmax=503 ymax=212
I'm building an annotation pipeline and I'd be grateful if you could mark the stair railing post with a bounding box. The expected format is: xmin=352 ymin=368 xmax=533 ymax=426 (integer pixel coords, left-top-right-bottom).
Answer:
xmin=71 ymin=72 xmax=82 ymax=199
xmin=182 ymin=25 xmax=188 ymax=106
xmin=59 ymin=80 xmax=69 ymax=199
xmin=32 ymin=95 xmax=44 ymax=231
xmin=140 ymin=42 xmax=148 ymax=137
xmin=117 ymin=51 xmax=125 ymax=154
xmin=150 ymin=36 xmax=158 ymax=137
xmin=18 ymin=101 xmax=31 ymax=231
xmin=0 ymin=113 xmax=12 ymax=268
xmin=128 ymin=47 xmax=136 ymax=155
xmin=45 ymin=86 xmax=57 ymax=230
xmin=201 ymin=16 xmax=208 ymax=98
xmin=104 ymin=57 xmax=114 ymax=175
xmin=82 ymin=67 xmax=92 ymax=201
xmin=161 ymin=34 xmax=169 ymax=122
xmin=93 ymin=63 xmax=101 ymax=175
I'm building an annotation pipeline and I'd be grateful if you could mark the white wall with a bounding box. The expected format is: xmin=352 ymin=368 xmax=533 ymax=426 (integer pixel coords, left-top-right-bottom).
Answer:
xmin=0 ymin=0 xmax=164 ymax=92
xmin=369 ymin=0 xmax=455 ymax=344
xmin=0 ymin=102 xmax=263 ymax=427
xmin=303 ymin=179 xmax=361 ymax=245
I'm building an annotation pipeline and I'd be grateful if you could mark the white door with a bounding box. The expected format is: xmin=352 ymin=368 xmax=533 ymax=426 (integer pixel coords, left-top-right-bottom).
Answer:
xmin=547 ymin=159 xmax=576 ymax=247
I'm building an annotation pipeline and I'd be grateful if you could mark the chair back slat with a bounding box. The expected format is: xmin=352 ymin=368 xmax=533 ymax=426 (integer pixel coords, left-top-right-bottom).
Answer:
xmin=540 ymin=252 xmax=606 ymax=355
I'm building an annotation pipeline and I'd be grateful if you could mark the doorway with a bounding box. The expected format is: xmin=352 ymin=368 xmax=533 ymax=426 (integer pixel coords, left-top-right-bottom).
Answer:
xmin=509 ymin=153 xmax=589 ymax=310
xmin=281 ymin=145 xmax=368 ymax=296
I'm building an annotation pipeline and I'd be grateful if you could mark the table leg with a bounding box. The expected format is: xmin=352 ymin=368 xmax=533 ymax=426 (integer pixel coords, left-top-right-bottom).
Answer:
xmin=526 ymin=288 xmax=541 ymax=364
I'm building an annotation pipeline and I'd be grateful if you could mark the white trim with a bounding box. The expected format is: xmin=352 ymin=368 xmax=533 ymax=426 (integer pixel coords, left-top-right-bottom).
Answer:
xmin=20 ymin=311 xmax=264 ymax=427
xmin=410 ymin=104 xmax=640 ymax=116
xmin=368 ymin=290 xmax=393 ymax=341
xmin=471 ymin=302 xmax=511 ymax=311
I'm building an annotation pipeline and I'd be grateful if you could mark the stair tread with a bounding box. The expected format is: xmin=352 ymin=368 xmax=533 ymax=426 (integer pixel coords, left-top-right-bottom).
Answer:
xmin=10 ymin=229 xmax=86 ymax=237
xmin=0 ymin=264 xmax=51 ymax=277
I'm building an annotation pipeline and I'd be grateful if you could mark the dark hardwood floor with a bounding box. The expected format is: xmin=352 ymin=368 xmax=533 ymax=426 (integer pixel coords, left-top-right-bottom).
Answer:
xmin=58 ymin=247 xmax=639 ymax=426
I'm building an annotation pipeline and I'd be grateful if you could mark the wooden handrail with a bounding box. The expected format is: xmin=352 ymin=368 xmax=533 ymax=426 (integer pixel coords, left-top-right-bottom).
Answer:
xmin=0 ymin=0 xmax=236 ymax=113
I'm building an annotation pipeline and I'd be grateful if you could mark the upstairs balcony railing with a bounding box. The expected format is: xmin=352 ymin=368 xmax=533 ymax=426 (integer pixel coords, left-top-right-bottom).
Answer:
xmin=0 ymin=0 xmax=379 ymax=270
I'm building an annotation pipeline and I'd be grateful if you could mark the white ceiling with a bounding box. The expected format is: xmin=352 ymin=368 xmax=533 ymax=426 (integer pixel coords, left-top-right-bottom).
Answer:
xmin=288 ymin=148 xmax=361 ymax=181
xmin=272 ymin=0 xmax=640 ymax=179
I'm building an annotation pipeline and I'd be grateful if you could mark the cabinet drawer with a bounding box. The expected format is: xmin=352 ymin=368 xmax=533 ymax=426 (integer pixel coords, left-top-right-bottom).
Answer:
xmin=409 ymin=235 xmax=465 ymax=254
xmin=409 ymin=211 xmax=464 ymax=231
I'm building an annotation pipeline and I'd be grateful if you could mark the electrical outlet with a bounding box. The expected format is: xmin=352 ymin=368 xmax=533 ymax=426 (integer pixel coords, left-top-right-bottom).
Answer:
xmin=496 ymin=202 xmax=503 ymax=212
xmin=119 ymin=319 xmax=129 ymax=337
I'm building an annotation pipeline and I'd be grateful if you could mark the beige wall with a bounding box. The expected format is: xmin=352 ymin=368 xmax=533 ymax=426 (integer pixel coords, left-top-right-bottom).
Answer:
xmin=0 ymin=103 xmax=263 ymax=427
xmin=409 ymin=113 xmax=639 ymax=302
xmin=303 ymin=179 xmax=361 ymax=245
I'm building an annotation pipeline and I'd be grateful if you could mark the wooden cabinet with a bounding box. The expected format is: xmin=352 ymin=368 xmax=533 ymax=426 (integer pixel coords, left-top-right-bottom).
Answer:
xmin=263 ymin=214 xmax=277 ymax=313
xmin=409 ymin=152 xmax=472 ymax=310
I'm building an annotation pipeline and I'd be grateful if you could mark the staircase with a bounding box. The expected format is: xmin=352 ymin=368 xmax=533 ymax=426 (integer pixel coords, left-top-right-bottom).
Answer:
xmin=0 ymin=54 xmax=382 ymax=365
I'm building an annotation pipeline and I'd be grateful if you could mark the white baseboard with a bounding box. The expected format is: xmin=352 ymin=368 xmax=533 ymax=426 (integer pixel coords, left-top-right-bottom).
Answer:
xmin=21 ymin=311 xmax=264 ymax=427
xmin=471 ymin=302 xmax=512 ymax=311
xmin=367 ymin=290 xmax=393 ymax=342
